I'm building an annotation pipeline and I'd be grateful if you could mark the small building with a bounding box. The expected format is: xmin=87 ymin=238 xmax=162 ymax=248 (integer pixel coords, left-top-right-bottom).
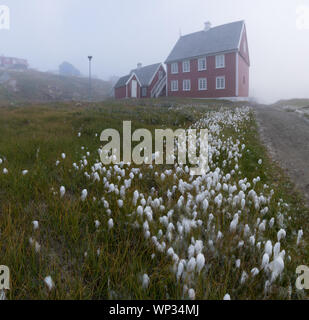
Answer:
xmin=165 ymin=20 xmax=250 ymax=100
xmin=0 ymin=56 xmax=28 ymax=70
xmin=114 ymin=63 xmax=166 ymax=99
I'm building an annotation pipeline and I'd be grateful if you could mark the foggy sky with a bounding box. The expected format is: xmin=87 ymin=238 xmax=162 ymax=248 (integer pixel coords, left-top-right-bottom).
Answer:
xmin=1 ymin=0 xmax=309 ymax=103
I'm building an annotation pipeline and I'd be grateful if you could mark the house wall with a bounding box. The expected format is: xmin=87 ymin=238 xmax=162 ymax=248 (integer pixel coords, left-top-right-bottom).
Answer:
xmin=237 ymin=26 xmax=250 ymax=97
xmin=238 ymin=53 xmax=249 ymax=97
xmin=127 ymin=75 xmax=141 ymax=99
xmin=166 ymin=52 xmax=237 ymax=98
xmin=114 ymin=86 xmax=127 ymax=99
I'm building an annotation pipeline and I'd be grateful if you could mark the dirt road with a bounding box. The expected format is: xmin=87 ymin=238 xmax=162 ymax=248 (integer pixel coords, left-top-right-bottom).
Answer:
xmin=254 ymin=104 xmax=309 ymax=204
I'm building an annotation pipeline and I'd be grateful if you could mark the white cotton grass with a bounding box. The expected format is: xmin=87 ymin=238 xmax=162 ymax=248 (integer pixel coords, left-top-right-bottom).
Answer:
xmin=22 ymin=170 xmax=28 ymax=176
xmin=81 ymin=189 xmax=88 ymax=201
xmin=188 ymin=288 xmax=196 ymax=300
xmin=297 ymin=230 xmax=303 ymax=246
xmin=32 ymin=221 xmax=39 ymax=230
xmin=223 ymin=294 xmax=231 ymax=300
xmin=95 ymin=220 xmax=100 ymax=229
xmin=60 ymin=186 xmax=66 ymax=198
xmin=196 ymin=253 xmax=205 ymax=273
xmin=277 ymin=229 xmax=286 ymax=242
xmin=108 ymin=218 xmax=114 ymax=230
xmin=3 ymin=168 xmax=8 ymax=174
xmin=142 ymin=274 xmax=150 ymax=289
xmin=44 ymin=276 xmax=54 ymax=291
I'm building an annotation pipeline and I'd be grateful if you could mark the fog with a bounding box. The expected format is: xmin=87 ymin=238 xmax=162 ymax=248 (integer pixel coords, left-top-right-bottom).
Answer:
xmin=1 ymin=0 xmax=309 ymax=103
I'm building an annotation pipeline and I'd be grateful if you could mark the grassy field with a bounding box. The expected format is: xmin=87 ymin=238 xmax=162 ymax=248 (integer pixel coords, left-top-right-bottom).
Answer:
xmin=0 ymin=99 xmax=308 ymax=300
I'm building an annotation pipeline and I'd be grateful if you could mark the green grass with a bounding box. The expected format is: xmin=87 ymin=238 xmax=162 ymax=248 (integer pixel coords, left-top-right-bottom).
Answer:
xmin=0 ymin=99 xmax=308 ymax=300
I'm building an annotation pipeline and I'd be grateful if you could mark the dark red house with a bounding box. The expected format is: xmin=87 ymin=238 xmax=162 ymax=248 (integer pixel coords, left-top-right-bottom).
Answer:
xmin=165 ymin=21 xmax=250 ymax=100
xmin=114 ymin=63 xmax=166 ymax=99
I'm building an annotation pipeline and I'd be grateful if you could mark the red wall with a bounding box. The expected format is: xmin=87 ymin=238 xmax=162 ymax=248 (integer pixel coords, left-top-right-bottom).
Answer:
xmin=114 ymin=86 xmax=127 ymax=99
xmin=237 ymin=26 xmax=250 ymax=97
xmin=166 ymin=52 xmax=237 ymax=98
xmin=238 ymin=53 xmax=249 ymax=97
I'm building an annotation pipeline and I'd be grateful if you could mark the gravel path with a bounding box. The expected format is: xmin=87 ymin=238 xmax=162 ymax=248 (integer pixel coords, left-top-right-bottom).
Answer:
xmin=254 ymin=104 xmax=309 ymax=205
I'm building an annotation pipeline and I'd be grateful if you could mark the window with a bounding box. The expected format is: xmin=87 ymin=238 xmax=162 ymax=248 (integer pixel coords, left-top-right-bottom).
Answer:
xmin=216 ymin=54 xmax=225 ymax=68
xmin=182 ymin=60 xmax=190 ymax=73
xmin=183 ymin=79 xmax=191 ymax=91
xmin=216 ymin=76 xmax=225 ymax=90
xmin=171 ymin=80 xmax=178 ymax=91
xmin=171 ymin=63 xmax=178 ymax=74
xmin=158 ymin=70 xmax=163 ymax=80
xmin=198 ymin=57 xmax=207 ymax=71
xmin=198 ymin=78 xmax=207 ymax=90
xmin=142 ymin=87 xmax=147 ymax=97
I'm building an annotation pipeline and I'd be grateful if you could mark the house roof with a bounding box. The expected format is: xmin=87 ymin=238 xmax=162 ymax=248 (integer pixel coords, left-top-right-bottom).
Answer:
xmin=114 ymin=74 xmax=131 ymax=89
xmin=165 ymin=20 xmax=244 ymax=63
xmin=114 ymin=63 xmax=162 ymax=89
xmin=130 ymin=63 xmax=161 ymax=86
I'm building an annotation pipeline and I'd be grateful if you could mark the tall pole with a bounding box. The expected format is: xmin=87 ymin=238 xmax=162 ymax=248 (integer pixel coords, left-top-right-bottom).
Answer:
xmin=88 ymin=56 xmax=93 ymax=102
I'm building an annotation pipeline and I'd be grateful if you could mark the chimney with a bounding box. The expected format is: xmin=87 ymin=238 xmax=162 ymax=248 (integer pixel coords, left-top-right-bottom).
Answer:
xmin=137 ymin=63 xmax=142 ymax=69
xmin=204 ymin=21 xmax=211 ymax=32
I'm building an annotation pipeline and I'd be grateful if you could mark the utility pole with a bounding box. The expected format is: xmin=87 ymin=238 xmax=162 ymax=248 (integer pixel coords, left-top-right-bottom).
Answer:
xmin=88 ymin=56 xmax=93 ymax=101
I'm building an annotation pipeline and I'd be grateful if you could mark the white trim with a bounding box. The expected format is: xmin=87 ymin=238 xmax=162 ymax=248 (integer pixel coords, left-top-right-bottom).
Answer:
xmin=171 ymin=80 xmax=178 ymax=92
xmin=216 ymin=76 xmax=225 ymax=90
xmin=237 ymin=21 xmax=245 ymax=50
xmin=166 ymin=64 xmax=168 ymax=96
xmin=182 ymin=60 xmax=190 ymax=73
xmin=126 ymin=72 xmax=142 ymax=87
xmin=171 ymin=62 xmax=179 ymax=74
xmin=198 ymin=78 xmax=207 ymax=91
xmin=182 ymin=79 xmax=191 ymax=91
xmin=236 ymin=53 xmax=239 ymax=97
xmin=198 ymin=57 xmax=207 ymax=71
xmin=215 ymin=54 xmax=225 ymax=69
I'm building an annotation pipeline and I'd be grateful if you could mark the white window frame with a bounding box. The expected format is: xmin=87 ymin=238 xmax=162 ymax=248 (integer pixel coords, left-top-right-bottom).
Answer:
xmin=182 ymin=60 xmax=190 ymax=73
xmin=171 ymin=80 xmax=178 ymax=91
xmin=171 ymin=63 xmax=178 ymax=74
xmin=198 ymin=57 xmax=207 ymax=71
xmin=216 ymin=76 xmax=225 ymax=90
xmin=198 ymin=78 xmax=207 ymax=91
xmin=183 ymin=79 xmax=191 ymax=91
xmin=215 ymin=54 xmax=225 ymax=69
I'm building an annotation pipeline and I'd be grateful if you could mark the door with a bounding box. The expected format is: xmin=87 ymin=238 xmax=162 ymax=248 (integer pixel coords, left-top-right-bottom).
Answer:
xmin=131 ymin=80 xmax=137 ymax=98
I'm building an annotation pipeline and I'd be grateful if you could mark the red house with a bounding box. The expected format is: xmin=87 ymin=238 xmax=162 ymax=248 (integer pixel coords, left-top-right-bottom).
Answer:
xmin=165 ymin=21 xmax=250 ymax=100
xmin=114 ymin=63 xmax=166 ymax=99
xmin=0 ymin=56 xmax=28 ymax=70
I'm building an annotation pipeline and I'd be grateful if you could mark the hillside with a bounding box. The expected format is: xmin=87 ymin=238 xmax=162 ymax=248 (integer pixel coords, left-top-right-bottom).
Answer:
xmin=0 ymin=99 xmax=308 ymax=299
xmin=0 ymin=69 xmax=113 ymax=105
